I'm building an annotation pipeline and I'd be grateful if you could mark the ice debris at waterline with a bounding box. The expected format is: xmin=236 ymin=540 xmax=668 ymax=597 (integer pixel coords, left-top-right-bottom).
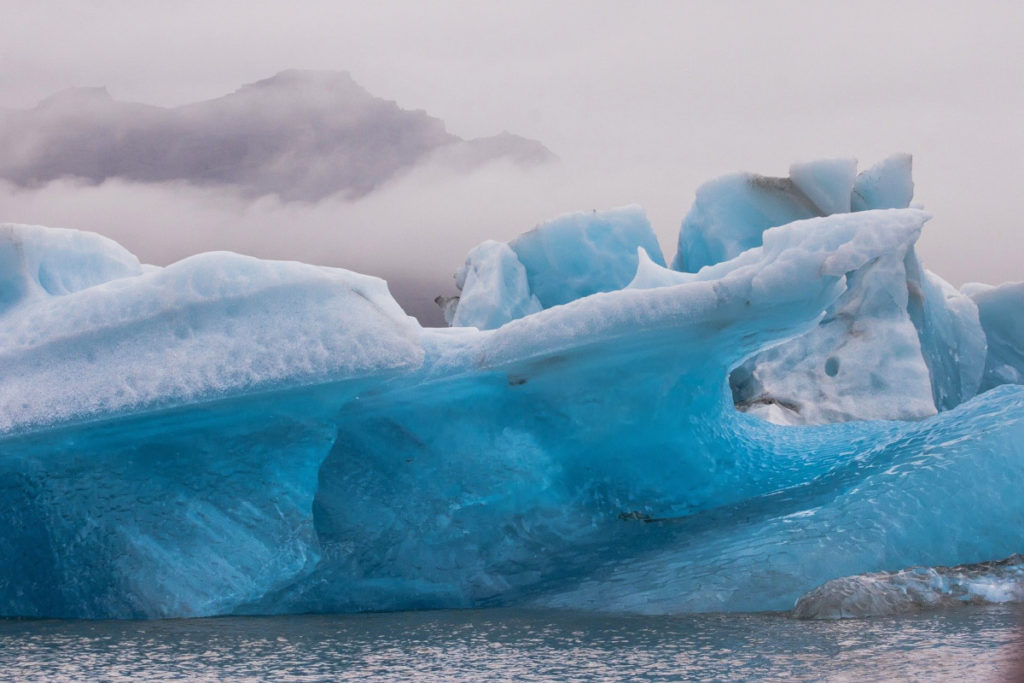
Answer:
xmin=792 ymin=554 xmax=1024 ymax=619
xmin=0 ymin=156 xmax=1022 ymax=620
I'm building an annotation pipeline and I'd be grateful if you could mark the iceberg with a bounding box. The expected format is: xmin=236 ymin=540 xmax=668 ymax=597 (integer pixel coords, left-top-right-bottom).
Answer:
xmin=904 ymin=253 xmax=987 ymax=411
xmin=726 ymin=212 xmax=938 ymax=425
xmin=450 ymin=205 xmax=664 ymax=329
xmin=671 ymin=157 xmax=862 ymax=274
xmin=0 ymin=156 xmax=1021 ymax=620
xmin=666 ymin=154 xmax=989 ymax=424
xmin=964 ymin=281 xmax=1024 ymax=391
xmin=449 ymin=240 xmax=541 ymax=330
xmin=0 ymin=224 xmax=142 ymax=313
xmin=850 ymin=153 xmax=915 ymax=212
xmin=792 ymin=554 xmax=1024 ymax=619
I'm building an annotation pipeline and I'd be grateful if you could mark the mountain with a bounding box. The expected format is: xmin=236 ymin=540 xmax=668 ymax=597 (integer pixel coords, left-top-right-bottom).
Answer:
xmin=0 ymin=70 xmax=554 ymax=201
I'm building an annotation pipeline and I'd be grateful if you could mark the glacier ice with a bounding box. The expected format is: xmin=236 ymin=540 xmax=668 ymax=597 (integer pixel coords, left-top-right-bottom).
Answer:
xmin=450 ymin=240 xmax=541 ymax=330
xmin=508 ymin=204 xmax=666 ymax=308
xmin=904 ymin=252 xmax=986 ymax=410
xmin=788 ymin=158 xmax=857 ymax=216
xmin=0 ymin=224 xmax=142 ymax=314
xmin=850 ymin=153 xmax=914 ymax=212
xmin=671 ymin=169 xmax=820 ymax=273
xmin=0 ymin=156 xmax=1022 ymax=620
xmin=449 ymin=205 xmax=664 ymax=329
xmin=792 ymin=554 xmax=1024 ymax=619
xmin=659 ymin=154 xmax=989 ymax=424
xmin=0 ymin=227 xmax=422 ymax=434
xmin=666 ymin=155 xmax=977 ymax=423
xmin=728 ymin=210 xmax=937 ymax=424
xmin=965 ymin=281 xmax=1024 ymax=391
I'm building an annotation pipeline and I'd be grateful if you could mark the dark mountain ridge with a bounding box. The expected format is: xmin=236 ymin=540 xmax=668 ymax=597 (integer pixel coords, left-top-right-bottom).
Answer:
xmin=0 ymin=70 xmax=554 ymax=201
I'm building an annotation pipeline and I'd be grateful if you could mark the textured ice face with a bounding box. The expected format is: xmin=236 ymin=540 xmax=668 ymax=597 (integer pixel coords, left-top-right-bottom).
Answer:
xmin=792 ymin=554 xmax=1024 ymax=619
xmin=442 ymin=154 xmax=986 ymax=424
xmin=851 ymin=153 xmax=915 ymax=211
xmin=668 ymin=155 xmax=988 ymax=424
xmin=532 ymin=385 xmax=1024 ymax=615
xmin=671 ymin=173 xmax=821 ymax=273
xmin=0 ymin=236 xmax=422 ymax=433
xmin=0 ymin=157 xmax=1021 ymax=620
xmin=729 ymin=210 xmax=936 ymax=424
xmin=0 ymin=393 xmax=337 ymax=618
xmin=966 ymin=281 xmax=1024 ymax=391
xmin=450 ymin=240 xmax=541 ymax=330
xmin=509 ymin=204 xmax=666 ymax=308
xmin=447 ymin=155 xmax=990 ymax=426
xmin=0 ymin=223 xmax=142 ymax=314
xmin=904 ymin=254 xmax=986 ymax=410
xmin=448 ymin=205 xmax=664 ymax=329
xmin=788 ymin=158 xmax=857 ymax=216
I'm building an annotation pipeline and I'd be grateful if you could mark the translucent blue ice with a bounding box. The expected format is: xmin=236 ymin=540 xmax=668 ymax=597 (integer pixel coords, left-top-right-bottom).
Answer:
xmin=792 ymin=553 xmax=1024 ymax=619
xmin=965 ymin=281 xmax=1024 ymax=391
xmin=671 ymin=171 xmax=820 ymax=273
xmin=450 ymin=240 xmax=541 ymax=330
xmin=450 ymin=205 xmax=664 ymax=329
xmin=0 ymin=156 xmax=1021 ymax=620
xmin=851 ymin=153 xmax=915 ymax=211
xmin=674 ymin=155 xmax=912 ymax=273
xmin=509 ymin=205 xmax=665 ymax=308
xmin=905 ymin=251 xmax=986 ymax=410
xmin=665 ymin=155 xmax=990 ymax=424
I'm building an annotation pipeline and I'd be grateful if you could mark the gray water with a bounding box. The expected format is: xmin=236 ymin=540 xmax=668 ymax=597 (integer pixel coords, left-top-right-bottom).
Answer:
xmin=2 ymin=606 xmax=1023 ymax=682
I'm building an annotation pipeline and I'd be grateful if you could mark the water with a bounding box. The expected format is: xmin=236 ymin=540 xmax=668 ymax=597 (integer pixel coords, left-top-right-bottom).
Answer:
xmin=2 ymin=606 xmax=1023 ymax=682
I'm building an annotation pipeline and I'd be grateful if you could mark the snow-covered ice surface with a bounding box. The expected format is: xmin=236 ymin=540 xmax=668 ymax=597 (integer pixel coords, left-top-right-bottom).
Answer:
xmin=673 ymin=155 xmax=989 ymax=424
xmin=0 ymin=156 xmax=1022 ymax=620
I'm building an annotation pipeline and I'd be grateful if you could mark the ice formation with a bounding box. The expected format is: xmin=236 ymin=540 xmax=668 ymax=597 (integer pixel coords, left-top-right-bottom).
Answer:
xmin=0 ymin=224 xmax=142 ymax=313
xmin=675 ymin=154 xmax=987 ymax=424
xmin=0 ymin=155 xmax=1021 ymax=620
xmin=451 ymin=205 xmax=664 ymax=329
xmin=792 ymin=554 xmax=1024 ymax=619
xmin=964 ymin=281 xmax=1024 ymax=391
xmin=449 ymin=240 xmax=541 ymax=330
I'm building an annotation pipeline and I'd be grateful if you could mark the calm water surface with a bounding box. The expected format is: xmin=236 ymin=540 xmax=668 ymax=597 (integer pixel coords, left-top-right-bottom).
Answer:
xmin=2 ymin=606 xmax=1023 ymax=682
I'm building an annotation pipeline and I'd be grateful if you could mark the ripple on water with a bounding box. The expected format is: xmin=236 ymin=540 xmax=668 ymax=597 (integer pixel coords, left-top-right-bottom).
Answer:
xmin=1 ymin=606 xmax=1023 ymax=682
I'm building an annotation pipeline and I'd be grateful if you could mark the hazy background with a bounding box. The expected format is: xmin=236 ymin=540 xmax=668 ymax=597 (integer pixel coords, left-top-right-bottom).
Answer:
xmin=1 ymin=1 xmax=1021 ymax=324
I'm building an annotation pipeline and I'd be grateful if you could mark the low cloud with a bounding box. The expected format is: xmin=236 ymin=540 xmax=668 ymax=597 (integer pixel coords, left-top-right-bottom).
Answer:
xmin=0 ymin=70 xmax=553 ymax=202
xmin=0 ymin=69 xmax=1020 ymax=327
xmin=0 ymin=157 xmax=632 ymax=326
xmin=1 ymin=147 xmax=1019 ymax=327
xmin=0 ymin=70 xmax=565 ymax=325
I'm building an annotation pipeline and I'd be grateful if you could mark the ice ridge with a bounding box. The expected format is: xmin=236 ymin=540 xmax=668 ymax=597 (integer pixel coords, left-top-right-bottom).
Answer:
xmin=0 ymin=156 xmax=1021 ymax=619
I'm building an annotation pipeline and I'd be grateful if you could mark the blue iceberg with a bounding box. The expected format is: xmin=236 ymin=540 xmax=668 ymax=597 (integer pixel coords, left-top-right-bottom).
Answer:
xmin=0 ymin=157 xmax=1021 ymax=619
xmin=451 ymin=204 xmax=664 ymax=329
xmin=792 ymin=553 xmax=1024 ymax=619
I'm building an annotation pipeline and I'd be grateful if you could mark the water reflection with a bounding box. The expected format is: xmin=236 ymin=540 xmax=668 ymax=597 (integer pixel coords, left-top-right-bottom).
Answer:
xmin=1 ymin=605 xmax=1023 ymax=681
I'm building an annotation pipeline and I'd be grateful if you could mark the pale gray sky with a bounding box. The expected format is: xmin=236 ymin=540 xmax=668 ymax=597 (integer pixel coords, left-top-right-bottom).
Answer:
xmin=1 ymin=1 xmax=1021 ymax=322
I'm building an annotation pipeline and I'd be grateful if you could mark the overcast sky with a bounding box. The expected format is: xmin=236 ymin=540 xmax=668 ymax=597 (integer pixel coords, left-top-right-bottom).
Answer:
xmin=1 ymin=1 xmax=1021 ymax=323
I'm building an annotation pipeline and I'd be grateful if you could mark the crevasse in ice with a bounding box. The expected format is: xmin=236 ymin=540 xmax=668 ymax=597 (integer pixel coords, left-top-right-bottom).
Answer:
xmin=0 ymin=156 xmax=1021 ymax=619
